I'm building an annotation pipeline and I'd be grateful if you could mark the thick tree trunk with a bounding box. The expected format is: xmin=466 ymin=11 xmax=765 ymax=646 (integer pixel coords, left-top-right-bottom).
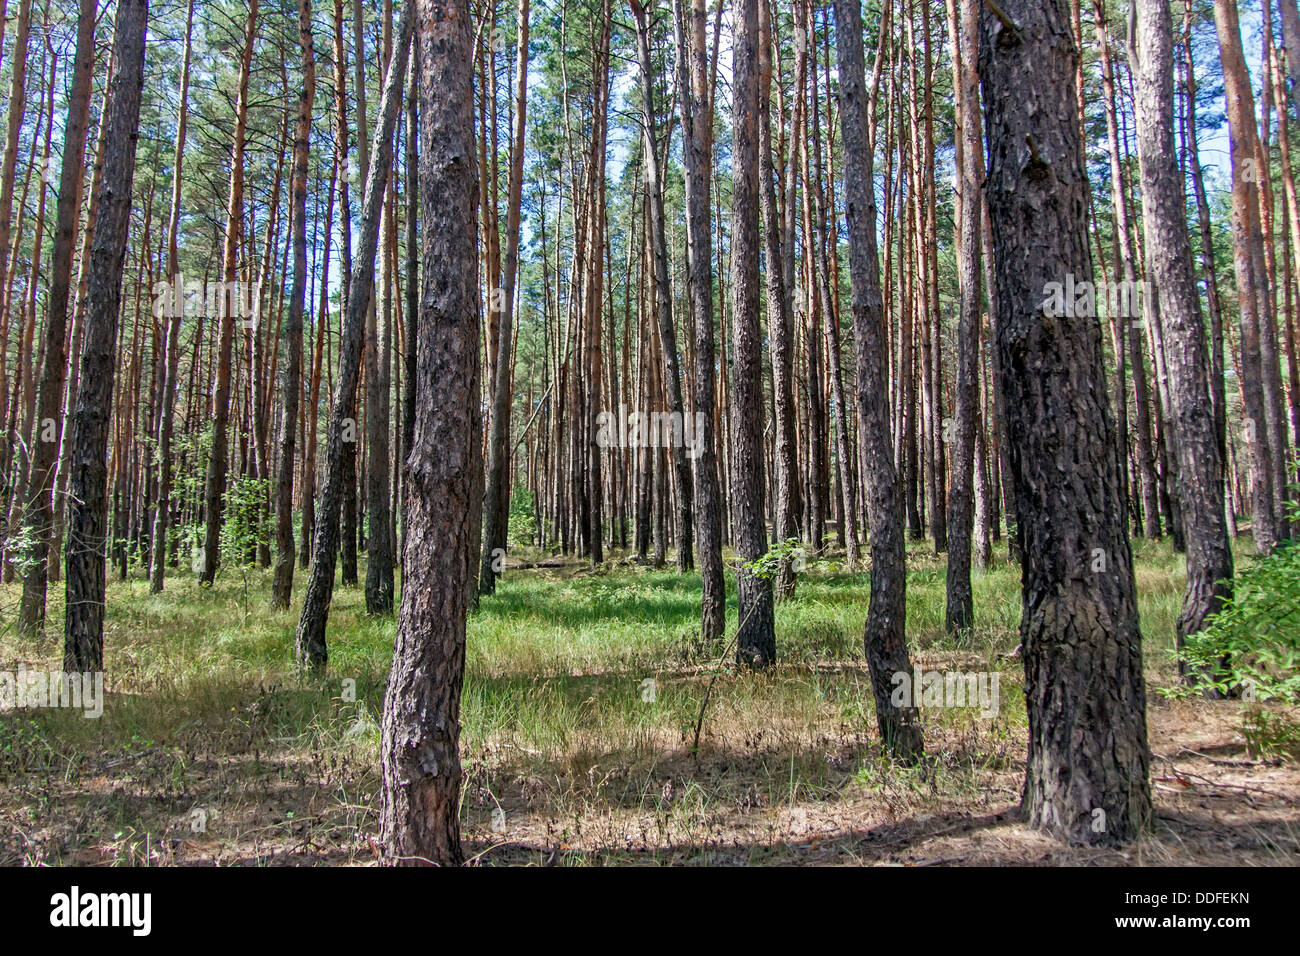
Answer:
xmin=980 ymin=0 xmax=1151 ymax=845
xmin=379 ymin=0 xmax=478 ymax=866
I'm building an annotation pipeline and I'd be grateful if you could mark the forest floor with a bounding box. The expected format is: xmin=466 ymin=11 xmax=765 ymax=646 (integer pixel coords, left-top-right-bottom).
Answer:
xmin=1 ymin=538 xmax=1297 ymax=866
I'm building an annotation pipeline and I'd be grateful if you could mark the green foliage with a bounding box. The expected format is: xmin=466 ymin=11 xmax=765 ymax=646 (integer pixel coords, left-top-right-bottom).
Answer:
xmin=1164 ymin=498 xmax=1300 ymax=760
xmin=508 ymin=486 xmax=536 ymax=549
xmin=3 ymin=519 xmax=42 ymax=579
xmin=1171 ymin=517 xmax=1300 ymax=704
xmin=742 ymin=538 xmax=807 ymax=582
xmin=220 ymin=475 xmax=271 ymax=571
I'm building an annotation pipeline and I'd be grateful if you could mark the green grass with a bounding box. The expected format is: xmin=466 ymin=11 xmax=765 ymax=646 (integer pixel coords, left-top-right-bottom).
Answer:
xmin=0 ymin=535 xmax=1199 ymax=763
xmin=0 ymin=533 xmax=1229 ymax=864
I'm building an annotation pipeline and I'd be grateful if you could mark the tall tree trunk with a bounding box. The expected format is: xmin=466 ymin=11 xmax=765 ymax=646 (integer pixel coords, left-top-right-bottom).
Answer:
xmin=364 ymin=0 xmax=398 ymax=616
xmin=1254 ymin=1 xmax=1294 ymax=534
xmin=64 ymin=0 xmax=148 ymax=672
xmin=584 ymin=8 xmax=611 ymax=568
xmin=5 ymin=40 xmax=55 ymax=586
xmin=807 ymin=3 xmax=859 ymax=570
xmin=199 ymin=0 xmax=258 ymax=585
xmin=944 ymin=0 xmax=981 ymax=633
xmin=0 ymin=0 xmax=32 ymax=537
xmin=1132 ymin=0 xmax=1233 ymax=679
xmin=730 ymin=0 xmax=775 ymax=667
xmin=1264 ymin=9 xmax=1300 ymax=488
xmin=302 ymin=158 xmax=336 ymax=566
xmin=630 ymin=0 xmax=693 ymax=576
xmin=479 ymin=0 xmax=532 ymax=594
xmin=18 ymin=0 xmax=96 ymax=630
xmin=1097 ymin=0 xmax=1160 ymax=539
xmin=403 ymin=43 xmax=418 ymax=521
xmin=296 ymin=1 xmax=414 ymax=668
xmin=379 ymin=0 xmax=478 ymax=866
xmin=0 ymin=0 xmax=31 ymax=370
xmin=150 ymin=0 xmax=196 ymax=592
xmin=980 ymin=0 xmax=1151 ymax=844
xmin=673 ymin=0 xmax=724 ymax=642
xmin=1179 ymin=17 xmax=1230 ymax=538
xmin=1213 ymin=0 xmax=1279 ymax=555
xmin=835 ymin=0 xmax=923 ymax=760
xmin=339 ymin=0 xmax=362 ymax=587
xmin=760 ymin=0 xmax=799 ymax=599
xmin=272 ymin=0 xmax=317 ymax=608
xmin=311 ymin=0 xmax=354 ymax=569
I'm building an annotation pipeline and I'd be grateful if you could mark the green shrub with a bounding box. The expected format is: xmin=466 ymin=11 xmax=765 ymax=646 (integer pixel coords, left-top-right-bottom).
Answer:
xmin=1172 ymin=514 xmax=1299 ymax=703
xmin=1167 ymin=498 xmax=1300 ymax=759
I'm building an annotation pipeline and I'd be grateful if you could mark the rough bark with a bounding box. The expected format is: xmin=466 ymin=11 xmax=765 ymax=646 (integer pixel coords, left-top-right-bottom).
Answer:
xmin=379 ymin=0 xmax=478 ymax=866
xmin=980 ymin=0 xmax=1151 ymax=845
xmin=64 ymin=0 xmax=148 ymax=672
